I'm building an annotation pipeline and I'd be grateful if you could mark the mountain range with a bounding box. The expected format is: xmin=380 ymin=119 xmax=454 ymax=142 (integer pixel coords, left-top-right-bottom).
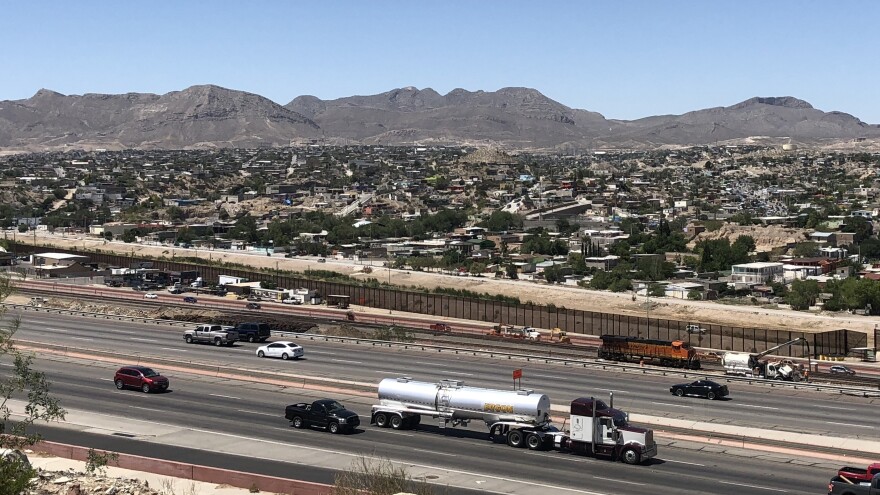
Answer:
xmin=1 ymin=85 xmax=878 ymax=152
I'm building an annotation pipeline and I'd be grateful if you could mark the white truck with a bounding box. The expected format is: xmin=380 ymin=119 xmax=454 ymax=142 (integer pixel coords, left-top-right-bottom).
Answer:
xmin=721 ymin=337 xmax=808 ymax=381
xmin=370 ymin=377 xmax=657 ymax=465
xmin=183 ymin=324 xmax=239 ymax=346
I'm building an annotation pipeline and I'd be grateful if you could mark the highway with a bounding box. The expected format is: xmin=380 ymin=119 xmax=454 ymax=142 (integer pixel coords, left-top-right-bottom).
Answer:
xmin=10 ymin=310 xmax=880 ymax=441
xmin=3 ymin=355 xmax=830 ymax=495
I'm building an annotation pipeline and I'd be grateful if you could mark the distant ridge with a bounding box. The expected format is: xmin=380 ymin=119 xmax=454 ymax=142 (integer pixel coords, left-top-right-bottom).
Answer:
xmin=1 ymin=85 xmax=878 ymax=151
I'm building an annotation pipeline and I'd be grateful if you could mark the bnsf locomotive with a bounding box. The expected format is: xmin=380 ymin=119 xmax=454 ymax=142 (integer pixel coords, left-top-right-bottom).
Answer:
xmin=598 ymin=335 xmax=701 ymax=369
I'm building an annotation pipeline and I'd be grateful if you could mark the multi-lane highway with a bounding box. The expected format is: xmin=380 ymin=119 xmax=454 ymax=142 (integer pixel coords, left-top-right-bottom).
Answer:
xmin=11 ymin=310 xmax=880 ymax=440
xmin=3 ymin=310 xmax=875 ymax=494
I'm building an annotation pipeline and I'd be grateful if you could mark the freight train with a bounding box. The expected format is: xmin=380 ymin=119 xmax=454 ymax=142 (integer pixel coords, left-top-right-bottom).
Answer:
xmin=598 ymin=335 xmax=701 ymax=369
xmin=370 ymin=377 xmax=656 ymax=464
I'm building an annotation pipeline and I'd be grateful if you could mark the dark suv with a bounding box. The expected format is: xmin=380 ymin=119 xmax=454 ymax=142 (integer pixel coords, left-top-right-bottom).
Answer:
xmin=114 ymin=366 xmax=170 ymax=393
xmin=235 ymin=322 xmax=272 ymax=343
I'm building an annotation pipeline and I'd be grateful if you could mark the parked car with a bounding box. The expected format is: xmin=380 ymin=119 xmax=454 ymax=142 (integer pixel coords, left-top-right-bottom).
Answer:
xmin=144 ymin=293 xmax=158 ymax=299
xmin=282 ymin=297 xmax=302 ymax=305
xmin=429 ymin=323 xmax=452 ymax=332
xmin=285 ymin=399 xmax=360 ymax=434
xmin=830 ymin=365 xmax=856 ymax=376
xmin=670 ymin=380 xmax=729 ymax=400
xmin=246 ymin=302 xmax=261 ymax=310
xmin=256 ymin=341 xmax=304 ymax=360
xmin=183 ymin=296 xmax=197 ymax=303
xmin=317 ymin=258 xmax=326 ymax=263
xmin=114 ymin=366 xmax=169 ymax=393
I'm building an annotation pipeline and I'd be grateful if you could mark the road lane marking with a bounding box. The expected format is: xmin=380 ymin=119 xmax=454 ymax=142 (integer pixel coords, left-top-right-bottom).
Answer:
xmin=827 ymin=421 xmax=875 ymax=428
xmin=593 ymin=476 xmax=644 ymax=486
xmin=209 ymin=394 xmax=241 ymax=400
xmin=719 ymin=481 xmax=787 ymax=492
xmin=160 ymin=347 xmax=188 ymax=352
xmin=732 ymin=404 xmax=780 ymax=410
xmin=70 ymin=337 xmax=94 ymax=341
xmin=529 ymin=373 xmax=568 ymax=380
xmin=0 ymin=363 xmax=13 ymax=367
xmin=663 ymin=459 xmax=705 ymax=466
xmin=651 ymin=401 xmax=692 ymax=408
xmin=303 ymin=350 xmax=334 ymax=355
xmin=411 ymin=448 xmax=458 ymax=457
xmin=814 ymin=405 xmax=852 ymax=411
xmin=238 ymin=410 xmax=281 ymax=417
xmin=442 ymin=371 xmax=473 ymax=376
xmin=131 ymin=337 xmax=160 ymax=343
xmin=127 ymin=406 xmax=164 ymax=413
xmin=595 ymin=388 xmax=625 ymax=393
xmin=331 ymin=359 xmax=363 ymax=364
xmin=370 ymin=429 xmax=415 ymax=437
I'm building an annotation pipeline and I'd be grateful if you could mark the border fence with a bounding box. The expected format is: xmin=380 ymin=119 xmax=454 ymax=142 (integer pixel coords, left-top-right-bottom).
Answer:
xmin=8 ymin=243 xmax=869 ymax=357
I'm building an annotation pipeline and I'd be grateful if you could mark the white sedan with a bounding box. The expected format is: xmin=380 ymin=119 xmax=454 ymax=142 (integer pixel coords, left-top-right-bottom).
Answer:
xmin=144 ymin=293 xmax=158 ymax=299
xmin=256 ymin=341 xmax=304 ymax=360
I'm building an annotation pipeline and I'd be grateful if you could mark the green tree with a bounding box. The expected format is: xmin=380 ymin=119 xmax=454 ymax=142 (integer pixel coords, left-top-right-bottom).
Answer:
xmin=480 ymin=211 xmax=523 ymax=232
xmin=1 ymin=274 xmax=66 ymax=491
xmin=51 ymin=188 xmax=66 ymax=200
xmin=16 ymin=224 xmax=26 ymax=234
xmin=786 ymin=279 xmax=820 ymax=310
xmin=792 ymin=242 xmax=818 ymax=258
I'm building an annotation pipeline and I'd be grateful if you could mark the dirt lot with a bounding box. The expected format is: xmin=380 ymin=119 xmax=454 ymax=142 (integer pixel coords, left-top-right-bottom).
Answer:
xmin=18 ymin=232 xmax=880 ymax=342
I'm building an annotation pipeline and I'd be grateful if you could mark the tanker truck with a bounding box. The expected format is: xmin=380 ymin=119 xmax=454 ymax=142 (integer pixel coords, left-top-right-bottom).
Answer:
xmin=370 ymin=377 xmax=657 ymax=465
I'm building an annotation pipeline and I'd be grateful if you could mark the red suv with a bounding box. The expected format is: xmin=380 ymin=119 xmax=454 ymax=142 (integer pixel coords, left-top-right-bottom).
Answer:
xmin=114 ymin=366 xmax=170 ymax=393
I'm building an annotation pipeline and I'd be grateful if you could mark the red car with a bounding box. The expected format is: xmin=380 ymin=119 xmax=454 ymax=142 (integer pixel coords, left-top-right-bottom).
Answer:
xmin=114 ymin=366 xmax=170 ymax=393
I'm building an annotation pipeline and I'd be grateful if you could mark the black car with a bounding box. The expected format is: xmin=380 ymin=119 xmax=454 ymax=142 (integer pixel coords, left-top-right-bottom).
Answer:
xmin=246 ymin=302 xmax=261 ymax=310
xmin=183 ymin=296 xmax=198 ymax=303
xmin=670 ymin=380 xmax=729 ymax=400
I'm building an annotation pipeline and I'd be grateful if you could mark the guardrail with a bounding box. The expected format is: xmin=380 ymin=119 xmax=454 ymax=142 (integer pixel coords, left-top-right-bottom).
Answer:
xmin=7 ymin=302 xmax=880 ymax=396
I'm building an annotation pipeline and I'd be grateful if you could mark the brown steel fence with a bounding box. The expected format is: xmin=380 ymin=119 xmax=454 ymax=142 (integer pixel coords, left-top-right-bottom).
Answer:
xmin=9 ymin=243 xmax=867 ymax=357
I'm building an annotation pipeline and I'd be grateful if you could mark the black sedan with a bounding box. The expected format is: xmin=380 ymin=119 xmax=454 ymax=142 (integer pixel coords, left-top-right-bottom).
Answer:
xmin=670 ymin=380 xmax=729 ymax=400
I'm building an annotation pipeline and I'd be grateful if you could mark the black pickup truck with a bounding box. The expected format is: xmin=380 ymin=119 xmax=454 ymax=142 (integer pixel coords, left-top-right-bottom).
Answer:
xmin=234 ymin=322 xmax=272 ymax=343
xmin=285 ymin=399 xmax=360 ymax=434
xmin=829 ymin=473 xmax=880 ymax=495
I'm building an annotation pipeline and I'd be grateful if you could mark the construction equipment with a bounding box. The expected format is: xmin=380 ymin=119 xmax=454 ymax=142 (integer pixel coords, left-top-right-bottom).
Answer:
xmin=489 ymin=325 xmax=541 ymax=341
xmin=550 ymin=328 xmax=571 ymax=344
xmin=721 ymin=337 xmax=809 ymax=381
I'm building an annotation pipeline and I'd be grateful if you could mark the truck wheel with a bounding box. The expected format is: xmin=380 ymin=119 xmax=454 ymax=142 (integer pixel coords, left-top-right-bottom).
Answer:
xmin=292 ymin=416 xmax=304 ymax=428
xmin=374 ymin=413 xmax=389 ymax=428
xmin=390 ymin=415 xmax=404 ymax=429
xmin=526 ymin=433 xmax=544 ymax=450
xmin=257 ymin=351 xmax=265 ymax=358
xmin=281 ymin=353 xmax=290 ymax=360
xmin=115 ymin=379 xmax=124 ymax=390
xmin=507 ymin=429 xmax=525 ymax=448
xmin=248 ymin=335 xmax=256 ymax=343
xmin=328 ymin=422 xmax=340 ymax=434
xmin=185 ymin=335 xmax=193 ymax=344
xmin=214 ymin=338 xmax=222 ymax=346
xmin=620 ymin=448 xmax=640 ymax=465
xmin=674 ymin=389 xmax=684 ymax=397
xmin=707 ymin=391 xmax=716 ymax=400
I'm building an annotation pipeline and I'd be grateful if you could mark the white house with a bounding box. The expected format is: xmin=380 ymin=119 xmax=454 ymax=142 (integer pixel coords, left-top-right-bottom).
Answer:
xmin=729 ymin=262 xmax=783 ymax=288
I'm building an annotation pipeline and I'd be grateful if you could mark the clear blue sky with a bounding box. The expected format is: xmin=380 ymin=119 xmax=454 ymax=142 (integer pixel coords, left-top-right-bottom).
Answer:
xmin=3 ymin=1 xmax=879 ymax=122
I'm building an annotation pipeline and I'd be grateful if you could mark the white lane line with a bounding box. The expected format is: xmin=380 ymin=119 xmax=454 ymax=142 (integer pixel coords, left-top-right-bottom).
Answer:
xmin=304 ymin=350 xmax=335 ymax=355
xmin=827 ymin=421 xmax=875 ymax=429
xmin=442 ymin=371 xmax=473 ymax=376
xmin=370 ymin=429 xmax=415 ymax=437
xmin=70 ymin=337 xmax=94 ymax=341
xmin=0 ymin=363 xmax=13 ymax=367
xmin=593 ymin=476 xmax=644 ymax=486
xmin=595 ymin=388 xmax=625 ymax=393
xmin=127 ymin=406 xmax=163 ymax=413
xmin=651 ymin=401 xmax=692 ymax=408
xmin=209 ymin=394 xmax=241 ymax=400
xmin=160 ymin=347 xmax=188 ymax=352
xmin=814 ymin=405 xmax=852 ymax=411
xmin=331 ymin=359 xmax=363 ymax=364
xmin=719 ymin=481 xmax=787 ymax=492
xmin=98 ymin=378 xmax=112 ymax=381
xmin=411 ymin=448 xmax=458 ymax=457
xmin=237 ymin=410 xmax=278 ymax=417
xmin=529 ymin=373 xmax=568 ymax=380
xmin=373 ymin=370 xmax=407 ymax=375
xmin=130 ymin=337 xmax=160 ymax=343
xmin=663 ymin=459 xmax=705 ymax=466
xmin=733 ymin=404 xmax=780 ymax=410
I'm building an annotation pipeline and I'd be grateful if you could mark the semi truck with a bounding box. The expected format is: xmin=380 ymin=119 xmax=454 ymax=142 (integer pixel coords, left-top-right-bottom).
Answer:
xmin=370 ymin=377 xmax=657 ymax=465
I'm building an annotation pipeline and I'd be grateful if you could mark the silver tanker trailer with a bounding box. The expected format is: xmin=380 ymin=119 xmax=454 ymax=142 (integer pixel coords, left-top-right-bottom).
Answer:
xmin=370 ymin=377 xmax=657 ymax=464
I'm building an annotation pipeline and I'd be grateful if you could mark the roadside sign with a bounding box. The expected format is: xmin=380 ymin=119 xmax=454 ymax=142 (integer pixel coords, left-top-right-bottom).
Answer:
xmin=513 ymin=368 xmax=522 ymax=379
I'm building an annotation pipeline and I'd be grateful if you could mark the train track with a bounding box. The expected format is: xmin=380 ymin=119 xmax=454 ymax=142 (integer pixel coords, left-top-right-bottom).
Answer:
xmin=13 ymin=287 xmax=880 ymax=389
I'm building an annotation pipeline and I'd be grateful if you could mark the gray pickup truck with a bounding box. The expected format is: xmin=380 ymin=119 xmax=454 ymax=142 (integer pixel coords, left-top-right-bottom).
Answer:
xmin=829 ymin=473 xmax=880 ymax=495
xmin=184 ymin=324 xmax=239 ymax=346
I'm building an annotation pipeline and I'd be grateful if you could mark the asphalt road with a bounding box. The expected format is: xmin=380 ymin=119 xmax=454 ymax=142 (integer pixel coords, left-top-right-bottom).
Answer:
xmin=11 ymin=310 xmax=880 ymax=441
xmin=2 ymin=357 xmax=830 ymax=495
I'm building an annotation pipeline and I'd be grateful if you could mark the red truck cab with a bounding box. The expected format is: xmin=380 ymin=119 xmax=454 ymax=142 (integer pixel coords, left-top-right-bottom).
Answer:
xmin=839 ymin=463 xmax=880 ymax=483
xmin=430 ymin=323 xmax=451 ymax=332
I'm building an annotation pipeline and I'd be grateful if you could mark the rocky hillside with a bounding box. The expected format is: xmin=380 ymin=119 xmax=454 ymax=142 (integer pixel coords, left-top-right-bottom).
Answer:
xmin=1 ymin=85 xmax=878 ymax=151
xmin=687 ymin=224 xmax=810 ymax=253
